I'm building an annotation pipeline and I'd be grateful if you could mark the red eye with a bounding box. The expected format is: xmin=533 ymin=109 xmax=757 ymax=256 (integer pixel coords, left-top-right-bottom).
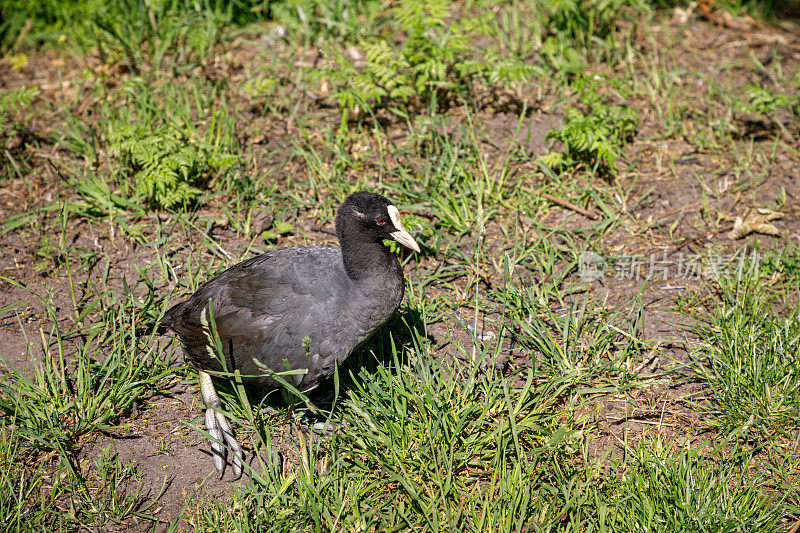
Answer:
xmin=376 ymin=217 xmax=386 ymax=225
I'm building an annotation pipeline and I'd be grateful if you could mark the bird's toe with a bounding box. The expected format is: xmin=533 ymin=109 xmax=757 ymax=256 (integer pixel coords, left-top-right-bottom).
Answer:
xmin=205 ymin=407 xmax=227 ymax=476
xmin=214 ymin=409 xmax=244 ymax=479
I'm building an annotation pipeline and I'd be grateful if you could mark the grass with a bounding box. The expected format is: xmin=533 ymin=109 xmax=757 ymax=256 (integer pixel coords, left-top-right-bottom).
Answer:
xmin=0 ymin=259 xmax=176 ymax=453
xmin=687 ymin=270 xmax=800 ymax=439
xmin=1 ymin=0 xmax=800 ymax=530
xmin=598 ymin=441 xmax=785 ymax=532
xmin=190 ymin=325 xmax=584 ymax=531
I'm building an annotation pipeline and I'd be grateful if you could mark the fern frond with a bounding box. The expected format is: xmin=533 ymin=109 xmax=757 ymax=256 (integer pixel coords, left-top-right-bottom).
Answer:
xmin=544 ymin=88 xmax=639 ymax=176
xmin=109 ymin=120 xmax=236 ymax=209
xmin=0 ymin=86 xmax=41 ymax=115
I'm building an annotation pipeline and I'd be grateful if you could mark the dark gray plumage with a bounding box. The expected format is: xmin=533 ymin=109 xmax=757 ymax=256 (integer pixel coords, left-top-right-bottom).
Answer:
xmin=160 ymin=192 xmax=420 ymax=478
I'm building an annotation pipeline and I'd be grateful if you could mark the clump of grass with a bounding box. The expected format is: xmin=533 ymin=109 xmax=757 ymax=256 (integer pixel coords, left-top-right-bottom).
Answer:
xmin=74 ymin=446 xmax=159 ymax=527
xmin=598 ymin=442 xmax=784 ymax=531
xmin=734 ymin=81 xmax=799 ymax=140
xmin=710 ymin=0 xmax=790 ymax=19
xmin=0 ymin=0 xmax=267 ymax=64
xmin=185 ymin=321 xmax=581 ymax=530
xmin=0 ymin=256 xmax=174 ymax=529
xmin=271 ymin=0 xmax=383 ymax=44
xmin=0 ymin=275 xmax=175 ymax=453
xmin=0 ymin=85 xmax=41 ymax=181
xmin=495 ymin=240 xmax=647 ymax=382
xmin=387 ymin=119 xmax=517 ymax=235
xmin=688 ymin=273 xmax=800 ymax=439
xmin=0 ymin=426 xmax=160 ymax=530
xmin=0 ymin=426 xmax=61 ymax=530
xmin=541 ymin=0 xmax=648 ymax=71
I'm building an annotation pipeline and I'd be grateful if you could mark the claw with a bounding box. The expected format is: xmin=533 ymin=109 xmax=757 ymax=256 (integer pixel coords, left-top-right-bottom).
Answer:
xmin=199 ymin=371 xmax=244 ymax=479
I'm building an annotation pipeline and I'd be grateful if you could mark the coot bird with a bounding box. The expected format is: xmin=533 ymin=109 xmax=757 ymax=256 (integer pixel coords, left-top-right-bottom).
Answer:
xmin=161 ymin=192 xmax=420 ymax=478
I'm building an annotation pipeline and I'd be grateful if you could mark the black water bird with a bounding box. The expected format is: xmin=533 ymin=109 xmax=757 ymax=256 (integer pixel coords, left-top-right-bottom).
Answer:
xmin=161 ymin=192 xmax=420 ymax=477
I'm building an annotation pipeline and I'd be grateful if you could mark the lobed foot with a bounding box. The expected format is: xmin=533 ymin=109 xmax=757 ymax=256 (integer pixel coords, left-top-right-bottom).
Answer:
xmin=199 ymin=371 xmax=243 ymax=479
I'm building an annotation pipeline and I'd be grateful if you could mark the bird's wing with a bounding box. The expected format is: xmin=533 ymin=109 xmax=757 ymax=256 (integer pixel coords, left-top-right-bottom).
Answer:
xmin=162 ymin=248 xmax=357 ymax=387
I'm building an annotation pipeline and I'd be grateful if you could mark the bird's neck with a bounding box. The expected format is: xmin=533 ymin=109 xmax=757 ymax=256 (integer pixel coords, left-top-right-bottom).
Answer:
xmin=339 ymin=239 xmax=399 ymax=282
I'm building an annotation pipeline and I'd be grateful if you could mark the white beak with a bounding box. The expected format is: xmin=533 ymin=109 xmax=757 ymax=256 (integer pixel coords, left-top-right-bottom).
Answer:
xmin=387 ymin=205 xmax=421 ymax=253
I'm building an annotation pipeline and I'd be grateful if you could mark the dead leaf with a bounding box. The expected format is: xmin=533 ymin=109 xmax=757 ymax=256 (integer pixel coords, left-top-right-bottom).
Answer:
xmin=728 ymin=208 xmax=782 ymax=239
xmin=697 ymin=0 xmax=760 ymax=30
xmin=671 ymin=1 xmax=697 ymax=24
